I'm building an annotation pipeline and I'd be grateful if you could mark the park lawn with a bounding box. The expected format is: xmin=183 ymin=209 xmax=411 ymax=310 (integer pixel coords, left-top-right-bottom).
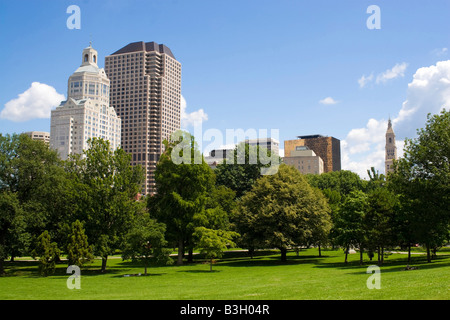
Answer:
xmin=0 ymin=248 xmax=448 ymax=300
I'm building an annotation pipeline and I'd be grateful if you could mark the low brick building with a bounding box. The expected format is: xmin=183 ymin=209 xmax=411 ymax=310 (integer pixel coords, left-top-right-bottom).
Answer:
xmin=284 ymin=135 xmax=341 ymax=173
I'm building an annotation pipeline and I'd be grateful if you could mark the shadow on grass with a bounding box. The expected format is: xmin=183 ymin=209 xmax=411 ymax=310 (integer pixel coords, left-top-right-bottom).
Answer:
xmin=2 ymin=260 xmax=128 ymax=278
xmin=312 ymin=253 xmax=450 ymax=275
xmin=115 ymin=249 xmax=333 ymax=270
xmin=4 ymin=250 xmax=449 ymax=279
xmin=218 ymin=257 xmax=326 ymax=268
xmin=111 ymin=273 xmax=166 ymax=278
xmin=177 ymin=269 xmax=221 ymax=273
xmin=213 ymin=249 xmax=331 ymax=268
xmin=2 ymin=260 xmax=39 ymax=275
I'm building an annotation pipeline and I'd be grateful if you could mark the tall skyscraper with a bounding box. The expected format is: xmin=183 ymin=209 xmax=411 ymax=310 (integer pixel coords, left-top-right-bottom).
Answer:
xmin=284 ymin=135 xmax=341 ymax=172
xmin=385 ymin=118 xmax=397 ymax=174
xmin=50 ymin=44 xmax=121 ymax=160
xmin=105 ymin=41 xmax=181 ymax=195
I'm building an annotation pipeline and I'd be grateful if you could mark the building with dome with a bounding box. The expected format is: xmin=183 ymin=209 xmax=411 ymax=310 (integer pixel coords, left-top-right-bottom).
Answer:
xmin=50 ymin=44 xmax=121 ymax=160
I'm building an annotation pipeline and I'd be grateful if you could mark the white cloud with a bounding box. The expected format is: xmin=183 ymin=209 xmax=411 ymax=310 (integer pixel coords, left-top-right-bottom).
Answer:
xmin=432 ymin=47 xmax=448 ymax=57
xmin=342 ymin=118 xmax=406 ymax=178
xmin=342 ymin=139 xmax=386 ymax=179
xmin=180 ymin=95 xmax=208 ymax=128
xmin=358 ymin=73 xmax=373 ymax=88
xmin=376 ymin=62 xmax=408 ymax=84
xmin=341 ymin=118 xmax=388 ymax=178
xmin=343 ymin=59 xmax=450 ymax=178
xmin=1 ymin=82 xmax=65 ymax=122
xmin=394 ymin=60 xmax=450 ymax=138
xmin=358 ymin=63 xmax=408 ymax=88
xmin=319 ymin=97 xmax=338 ymax=105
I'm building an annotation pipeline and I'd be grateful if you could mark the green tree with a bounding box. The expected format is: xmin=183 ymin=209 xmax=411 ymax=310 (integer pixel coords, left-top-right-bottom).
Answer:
xmin=365 ymin=188 xmax=400 ymax=265
xmin=66 ymin=220 xmax=94 ymax=268
xmin=31 ymin=230 xmax=61 ymax=276
xmin=0 ymin=133 xmax=69 ymax=252
xmin=306 ymin=170 xmax=367 ymax=197
xmin=306 ymin=187 xmax=333 ymax=256
xmin=184 ymin=184 xmax=237 ymax=262
xmin=148 ymin=131 xmax=215 ymax=265
xmin=307 ymin=170 xmax=368 ymax=250
xmin=122 ymin=211 xmax=172 ymax=275
xmin=0 ymin=191 xmax=29 ymax=275
xmin=193 ymin=227 xmax=239 ymax=271
xmin=390 ymin=109 xmax=450 ymax=262
xmin=0 ymin=133 xmax=19 ymax=193
xmin=215 ymin=142 xmax=281 ymax=198
xmin=234 ymin=164 xmax=331 ymax=261
xmin=333 ymin=190 xmax=368 ymax=264
xmin=366 ymin=167 xmax=386 ymax=191
xmin=202 ymin=185 xmax=236 ymax=232
xmin=71 ymin=138 xmax=145 ymax=272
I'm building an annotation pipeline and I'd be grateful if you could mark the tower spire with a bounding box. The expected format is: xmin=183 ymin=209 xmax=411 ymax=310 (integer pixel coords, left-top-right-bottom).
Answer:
xmin=385 ymin=117 xmax=397 ymax=174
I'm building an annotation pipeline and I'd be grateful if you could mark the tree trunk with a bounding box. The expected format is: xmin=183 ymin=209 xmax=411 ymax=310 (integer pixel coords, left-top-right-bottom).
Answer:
xmin=144 ymin=259 xmax=148 ymax=276
xmin=344 ymin=245 xmax=349 ymax=264
xmin=432 ymin=247 xmax=437 ymax=259
xmin=188 ymin=247 xmax=194 ymax=263
xmin=377 ymin=247 xmax=381 ymax=264
xmin=407 ymin=243 xmax=411 ymax=265
xmin=426 ymin=243 xmax=431 ymax=263
xmin=359 ymin=245 xmax=363 ymax=265
xmin=280 ymin=248 xmax=287 ymax=262
xmin=101 ymin=256 xmax=108 ymax=273
xmin=318 ymin=244 xmax=321 ymax=257
xmin=177 ymin=239 xmax=184 ymax=265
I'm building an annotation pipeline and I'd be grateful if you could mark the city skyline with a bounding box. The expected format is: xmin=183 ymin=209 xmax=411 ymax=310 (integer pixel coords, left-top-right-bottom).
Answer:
xmin=1 ymin=1 xmax=450 ymax=178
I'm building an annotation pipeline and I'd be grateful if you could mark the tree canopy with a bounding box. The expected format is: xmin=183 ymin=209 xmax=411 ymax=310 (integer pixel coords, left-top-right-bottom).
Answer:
xmin=215 ymin=142 xmax=281 ymax=198
xmin=234 ymin=164 xmax=331 ymax=261
xmin=148 ymin=131 xmax=215 ymax=265
xmin=389 ymin=109 xmax=450 ymax=262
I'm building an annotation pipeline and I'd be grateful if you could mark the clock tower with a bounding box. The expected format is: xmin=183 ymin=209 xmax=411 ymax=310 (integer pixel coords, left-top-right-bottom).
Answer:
xmin=385 ymin=118 xmax=397 ymax=174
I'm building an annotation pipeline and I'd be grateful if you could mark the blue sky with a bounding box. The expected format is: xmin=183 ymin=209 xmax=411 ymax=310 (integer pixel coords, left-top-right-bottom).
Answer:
xmin=1 ymin=0 xmax=449 ymax=177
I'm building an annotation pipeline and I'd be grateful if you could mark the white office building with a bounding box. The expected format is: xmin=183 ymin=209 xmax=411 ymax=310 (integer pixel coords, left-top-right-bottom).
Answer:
xmin=283 ymin=146 xmax=324 ymax=175
xmin=245 ymin=138 xmax=279 ymax=157
xmin=50 ymin=44 xmax=121 ymax=160
xmin=24 ymin=131 xmax=50 ymax=144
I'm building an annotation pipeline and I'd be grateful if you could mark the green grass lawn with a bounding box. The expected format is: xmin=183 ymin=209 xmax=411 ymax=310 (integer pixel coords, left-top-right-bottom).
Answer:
xmin=1 ymin=248 xmax=449 ymax=300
